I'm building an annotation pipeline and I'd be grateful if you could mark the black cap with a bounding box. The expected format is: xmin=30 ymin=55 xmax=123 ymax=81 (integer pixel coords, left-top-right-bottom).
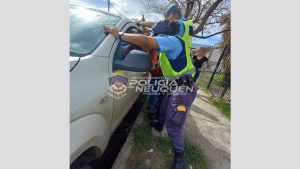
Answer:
xmin=165 ymin=4 xmax=181 ymax=17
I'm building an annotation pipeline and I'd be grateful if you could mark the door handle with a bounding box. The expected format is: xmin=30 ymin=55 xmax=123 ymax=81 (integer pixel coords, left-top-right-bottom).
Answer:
xmin=99 ymin=95 xmax=108 ymax=104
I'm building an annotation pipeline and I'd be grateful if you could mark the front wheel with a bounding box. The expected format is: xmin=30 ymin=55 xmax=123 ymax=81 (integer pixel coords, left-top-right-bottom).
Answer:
xmin=70 ymin=151 xmax=96 ymax=169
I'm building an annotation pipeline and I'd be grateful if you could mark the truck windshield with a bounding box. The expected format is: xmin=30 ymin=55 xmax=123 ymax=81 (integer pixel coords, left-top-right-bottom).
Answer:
xmin=70 ymin=5 xmax=121 ymax=56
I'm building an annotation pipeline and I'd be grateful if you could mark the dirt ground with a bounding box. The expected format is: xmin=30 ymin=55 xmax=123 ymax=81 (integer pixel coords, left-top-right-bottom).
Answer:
xmin=112 ymin=89 xmax=231 ymax=169
xmin=183 ymin=89 xmax=231 ymax=169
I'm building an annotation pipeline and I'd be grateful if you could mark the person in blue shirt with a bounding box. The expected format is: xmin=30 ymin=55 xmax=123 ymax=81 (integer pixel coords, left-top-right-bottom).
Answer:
xmin=104 ymin=21 xmax=185 ymax=69
xmin=164 ymin=4 xmax=194 ymax=49
xmin=104 ymin=20 xmax=198 ymax=169
xmin=147 ymin=20 xmax=177 ymax=120
xmin=136 ymin=4 xmax=193 ymax=45
xmin=137 ymin=4 xmax=194 ymax=123
xmin=164 ymin=5 xmax=186 ymax=37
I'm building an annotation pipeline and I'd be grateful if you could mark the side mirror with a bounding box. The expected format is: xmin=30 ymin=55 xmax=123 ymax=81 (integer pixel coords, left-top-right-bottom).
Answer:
xmin=117 ymin=50 xmax=152 ymax=72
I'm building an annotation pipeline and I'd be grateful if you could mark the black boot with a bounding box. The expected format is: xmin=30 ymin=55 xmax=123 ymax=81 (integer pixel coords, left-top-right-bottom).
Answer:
xmin=147 ymin=106 xmax=157 ymax=120
xmin=171 ymin=151 xmax=186 ymax=169
xmin=150 ymin=120 xmax=164 ymax=132
xmin=148 ymin=104 xmax=160 ymax=120
xmin=148 ymin=111 xmax=159 ymax=121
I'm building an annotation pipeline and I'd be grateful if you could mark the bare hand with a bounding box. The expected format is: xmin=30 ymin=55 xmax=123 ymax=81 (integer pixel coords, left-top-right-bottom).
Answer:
xmin=131 ymin=18 xmax=138 ymax=22
xmin=103 ymin=25 xmax=119 ymax=39
xmin=141 ymin=15 xmax=145 ymax=21
xmin=131 ymin=18 xmax=140 ymax=25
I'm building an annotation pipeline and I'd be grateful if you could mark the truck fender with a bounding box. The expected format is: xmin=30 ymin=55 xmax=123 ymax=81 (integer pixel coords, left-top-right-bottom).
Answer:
xmin=70 ymin=114 xmax=110 ymax=164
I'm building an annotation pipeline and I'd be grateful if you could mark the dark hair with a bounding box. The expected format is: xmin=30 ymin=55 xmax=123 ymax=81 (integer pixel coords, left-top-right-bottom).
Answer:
xmin=152 ymin=20 xmax=180 ymax=36
xmin=152 ymin=20 xmax=170 ymax=36
xmin=168 ymin=20 xmax=180 ymax=35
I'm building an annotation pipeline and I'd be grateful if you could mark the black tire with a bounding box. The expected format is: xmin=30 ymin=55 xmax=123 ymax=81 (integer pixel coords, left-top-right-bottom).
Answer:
xmin=70 ymin=150 xmax=97 ymax=169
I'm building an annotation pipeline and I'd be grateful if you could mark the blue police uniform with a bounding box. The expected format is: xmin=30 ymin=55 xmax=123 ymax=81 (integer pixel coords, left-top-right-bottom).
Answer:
xmin=178 ymin=17 xmax=186 ymax=37
xmin=154 ymin=35 xmax=199 ymax=153
xmin=151 ymin=4 xmax=197 ymax=168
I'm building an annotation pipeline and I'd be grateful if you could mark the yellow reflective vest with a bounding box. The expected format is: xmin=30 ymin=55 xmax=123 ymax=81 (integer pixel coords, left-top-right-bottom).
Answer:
xmin=159 ymin=36 xmax=195 ymax=80
xmin=181 ymin=19 xmax=193 ymax=49
xmin=158 ymin=19 xmax=195 ymax=80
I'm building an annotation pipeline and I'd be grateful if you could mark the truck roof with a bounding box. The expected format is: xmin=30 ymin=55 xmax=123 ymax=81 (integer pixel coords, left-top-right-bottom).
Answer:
xmin=70 ymin=3 xmax=133 ymax=22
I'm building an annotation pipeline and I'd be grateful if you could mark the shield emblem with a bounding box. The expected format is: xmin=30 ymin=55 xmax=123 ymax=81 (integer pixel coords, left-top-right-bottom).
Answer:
xmin=108 ymin=75 xmax=128 ymax=99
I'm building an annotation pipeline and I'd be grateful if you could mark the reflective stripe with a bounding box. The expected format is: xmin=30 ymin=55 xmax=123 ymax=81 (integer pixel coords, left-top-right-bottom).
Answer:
xmin=159 ymin=36 xmax=195 ymax=80
xmin=158 ymin=20 xmax=194 ymax=80
xmin=163 ymin=67 xmax=195 ymax=81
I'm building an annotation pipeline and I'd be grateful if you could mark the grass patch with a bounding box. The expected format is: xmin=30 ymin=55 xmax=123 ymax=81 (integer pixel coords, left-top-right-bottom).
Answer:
xmin=196 ymin=79 xmax=231 ymax=120
xmin=126 ymin=102 xmax=210 ymax=169
xmin=132 ymin=127 xmax=153 ymax=150
xmin=185 ymin=140 xmax=210 ymax=169
xmin=212 ymin=97 xmax=231 ymax=119
xmin=128 ymin=126 xmax=210 ymax=169
xmin=127 ymin=125 xmax=173 ymax=169
xmin=155 ymin=136 xmax=173 ymax=156
xmin=203 ymin=72 xmax=224 ymax=87
xmin=195 ymin=81 xmax=210 ymax=94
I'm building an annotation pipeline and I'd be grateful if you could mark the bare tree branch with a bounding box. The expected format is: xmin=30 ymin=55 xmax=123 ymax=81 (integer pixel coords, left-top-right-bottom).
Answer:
xmin=140 ymin=0 xmax=230 ymax=38
xmin=193 ymin=0 xmax=209 ymax=23
xmin=193 ymin=0 xmax=224 ymax=35
xmin=206 ymin=21 xmax=222 ymax=25
xmin=194 ymin=0 xmax=201 ymax=21
xmin=193 ymin=29 xmax=230 ymax=39
xmin=184 ymin=0 xmax=196 ymax=18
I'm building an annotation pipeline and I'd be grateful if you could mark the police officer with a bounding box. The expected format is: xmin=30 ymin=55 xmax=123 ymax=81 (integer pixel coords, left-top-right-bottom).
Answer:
xmin=164 ymin=4 xmax=194 ymax=49
xmin=136 ymin=4 xmax=193 ymax=48
xmin=145 ymin=4 xmax=195 ymax=122
xmin=104 ymin=20 xmax=198 ymax=169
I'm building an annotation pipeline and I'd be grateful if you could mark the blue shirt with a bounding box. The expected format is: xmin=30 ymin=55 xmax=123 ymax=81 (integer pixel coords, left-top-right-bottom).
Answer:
xmin=178 ymin=17 xmax=186 ymax=37
xmin=154 ymin=35 xmax=183 ymax=60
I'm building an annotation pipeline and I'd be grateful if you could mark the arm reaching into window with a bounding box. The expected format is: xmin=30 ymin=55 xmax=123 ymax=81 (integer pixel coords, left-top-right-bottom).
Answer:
xmin=142 ymin=27 xmax=153 ymax=34
xmin=137 ymin=21 xmax=155 ymax=28
xmin=103 ymin=25 xmax=159 ymax=50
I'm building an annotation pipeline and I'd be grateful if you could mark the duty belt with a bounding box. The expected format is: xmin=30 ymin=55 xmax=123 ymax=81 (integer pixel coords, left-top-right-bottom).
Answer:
xmin=175 ymin=74 xmax=194 ymax=88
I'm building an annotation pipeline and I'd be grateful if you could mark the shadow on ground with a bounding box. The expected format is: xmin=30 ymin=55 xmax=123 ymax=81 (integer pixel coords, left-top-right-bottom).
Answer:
xmin=111 ymin=89 xmax=231 ymax=169
xmin=183 ymin=90 xmax=231 ymax=169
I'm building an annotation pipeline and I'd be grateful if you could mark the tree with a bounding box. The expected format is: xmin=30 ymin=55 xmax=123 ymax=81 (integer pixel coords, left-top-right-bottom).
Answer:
xmin=220 ymin=12 xmax=230 ymax=45
xmin=220 ymin=12 xmax=231 ymax=84
xmin=139 ymin=0 xmax=231 ymax=39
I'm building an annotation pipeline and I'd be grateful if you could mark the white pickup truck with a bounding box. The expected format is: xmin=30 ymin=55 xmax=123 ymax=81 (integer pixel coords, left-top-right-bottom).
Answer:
xmin=70 ymin=4 xmax=151 ymax=168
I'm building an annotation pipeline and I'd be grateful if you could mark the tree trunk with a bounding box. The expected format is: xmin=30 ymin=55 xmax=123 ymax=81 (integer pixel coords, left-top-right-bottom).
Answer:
xmin=184 ymin=0 xmax=195 ymax=18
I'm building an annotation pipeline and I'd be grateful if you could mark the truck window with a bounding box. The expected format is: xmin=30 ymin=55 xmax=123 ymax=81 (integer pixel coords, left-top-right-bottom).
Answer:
xmin=112 ymin=27 xmax=144 ymax=71
xmin=70 ymin=5 xmax=121 ymax=57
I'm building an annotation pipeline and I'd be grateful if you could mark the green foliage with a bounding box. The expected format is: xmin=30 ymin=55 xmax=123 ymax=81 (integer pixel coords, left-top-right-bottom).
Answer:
xmin=185 ymin=140 xmax=210 ymax=169
xmin=126 ymin=103 xmax=210 ymax=169
xmin=212 ymin=97 xmax=231 ymax=119
xmin=220 ymin=12 xmax=231 ymax=45
xmin=130 ymin=125 xmax=210 ymax=169
xmin=155 ymin=137 xmax=172 ymax=156
xmin=203 ymin=72 xmax=224 ymax=87
xmin=196 ymin=79 xmax=231 ymax=119
xmin=132 ymin=127 xmax=153 ymax=150
xmin=196 ymin=81 xmax=210 ymax=94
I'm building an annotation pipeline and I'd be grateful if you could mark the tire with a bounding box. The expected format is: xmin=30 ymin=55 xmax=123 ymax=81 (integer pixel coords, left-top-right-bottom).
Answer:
xmin=70 ymin=151 xmax=96 ymax=169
